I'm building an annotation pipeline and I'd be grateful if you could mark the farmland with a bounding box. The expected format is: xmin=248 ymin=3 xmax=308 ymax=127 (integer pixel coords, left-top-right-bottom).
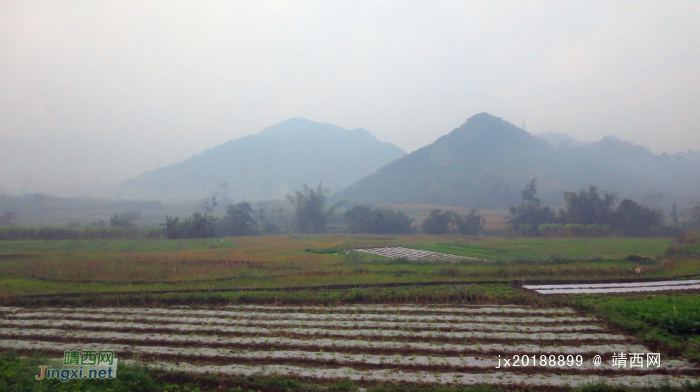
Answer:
xmin=0 ymin=235 xmax=693 ymax=298
xmin=2 ymin=302 xmax=700 ymax=389
xmin=0 ymin=234 xmax=699 ymax=391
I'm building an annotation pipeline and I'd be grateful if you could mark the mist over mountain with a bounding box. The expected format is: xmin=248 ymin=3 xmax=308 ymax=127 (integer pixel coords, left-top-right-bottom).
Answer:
xmin=536 ymin=132 xmax=586 ymax=148
xmin=118 ymin=118 xmax=405 ymax=201
xmin=334 ymin=113 xmax=700 ymax=209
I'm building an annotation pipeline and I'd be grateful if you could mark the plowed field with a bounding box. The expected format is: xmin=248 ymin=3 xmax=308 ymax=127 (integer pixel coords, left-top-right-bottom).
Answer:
xmin=1 ymin=304 xmax=698 ymax=388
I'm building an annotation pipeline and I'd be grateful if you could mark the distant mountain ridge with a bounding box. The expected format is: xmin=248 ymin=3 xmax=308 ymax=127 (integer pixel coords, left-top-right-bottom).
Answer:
xmin=334 ymin=113 xmax=700 ymax=209
xmin=118 ymin=118 xmax=405 ymax=201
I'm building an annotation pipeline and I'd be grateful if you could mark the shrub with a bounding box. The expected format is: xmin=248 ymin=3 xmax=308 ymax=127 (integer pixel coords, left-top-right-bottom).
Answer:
xmin=539 ymin=223 xmax=611 ymax=237
xmin=345 ymin=205 xmax=413 ymax=234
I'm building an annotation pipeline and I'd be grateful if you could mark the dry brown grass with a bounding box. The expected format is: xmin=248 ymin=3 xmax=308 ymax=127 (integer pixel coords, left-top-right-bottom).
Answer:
xmin=0 ymin=236 xmax=347 ymax=283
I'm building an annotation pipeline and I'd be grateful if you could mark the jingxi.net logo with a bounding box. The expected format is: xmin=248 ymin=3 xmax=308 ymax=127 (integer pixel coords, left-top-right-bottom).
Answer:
xmin=35 ymin=350 xmax=118 ymax=382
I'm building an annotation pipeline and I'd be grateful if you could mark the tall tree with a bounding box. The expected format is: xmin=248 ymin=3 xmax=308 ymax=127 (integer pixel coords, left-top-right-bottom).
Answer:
xmin=521 ymin=178 xmax=539 ymax=203
xmin=507 ymin=178 xmax=556 ymax=235
xmin=454 ymin=209 xmax=485 ymax=235
xmin=611 ymin=199 xmax=663 ymax=236
xmin=110 ymin=211 xmax=141 ymax=229
xmin=186 ymin=212 xmax=216 ymax=238
xmin=161 ymin=216 xmax=184 ymax=239
xmin=286 ymin=183 xmax=345 ymax=233
xmin=220 ymin=202 xmax=258 ymax=236
xmin=161 ymin=212 xmax=215 ymax=238
xmin=217 ymin=183 xmax=230 ymax=206
xmin=200 ymin=193 xmax=218 ymax=215
xmin=422 ymin=209 xmax=455 ymax=234
xmin=671 ymin=203 xmax=679 ymax=227
xmin=559 ymin=185 xmax=616 ymax=225
xmin=686 ymin=201 xmax=700 ymax=229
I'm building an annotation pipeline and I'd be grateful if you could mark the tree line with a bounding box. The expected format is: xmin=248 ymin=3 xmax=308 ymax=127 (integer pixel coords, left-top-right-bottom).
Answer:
xmin=158 ymin=182 xmax=488 ymax=238
xmin=161 ymin=183 xmax=336 ymax=239
xmin=507 ymin=178 xmax=671 ymax=236
xmin=160 ymin=179 xmax=686 ymax=238
xmin=2 ymin=180 xmax=697 ymax=240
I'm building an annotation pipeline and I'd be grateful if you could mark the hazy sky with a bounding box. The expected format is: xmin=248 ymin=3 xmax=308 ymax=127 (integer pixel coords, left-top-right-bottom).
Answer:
xmin=1 ymin=1 xmax=699 ymax=195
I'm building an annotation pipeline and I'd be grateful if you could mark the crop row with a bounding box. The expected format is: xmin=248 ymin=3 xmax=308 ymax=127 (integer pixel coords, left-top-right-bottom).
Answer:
xmin=0 ymin=339 xmax=693 ymax=372
xmin=2 ymin=303 xmax=692 ymax=388
xmin=146 ymin=360 xmax=700 ymax=387
xmin=0 ymin=319 xmax=624 ymax=341
xmin=6 ymin=311 xmax=604 ymax=332
xmin=0 ymin=327 xmax=646 ymax=354
xmin=0 ymin=307 xmax=592 ymax=323
xmin=226 ymin=304 xmax=575 ymax=314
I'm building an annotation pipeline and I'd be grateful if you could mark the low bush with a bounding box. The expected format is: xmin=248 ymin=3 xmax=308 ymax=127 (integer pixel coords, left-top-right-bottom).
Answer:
xmin=539 ymin=223 xmax=611 ymax=237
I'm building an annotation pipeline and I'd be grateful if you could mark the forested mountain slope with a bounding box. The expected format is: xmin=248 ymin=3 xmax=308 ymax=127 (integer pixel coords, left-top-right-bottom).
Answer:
xmin=335 ymin=113 xmax=700 ymax=209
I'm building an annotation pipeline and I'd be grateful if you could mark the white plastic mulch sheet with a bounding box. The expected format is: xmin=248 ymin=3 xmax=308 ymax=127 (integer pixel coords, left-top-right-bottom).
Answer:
xmin=353 ymin=247 xmax=485 ymax=262
xmin=1 ymin=304 xmax=697 ymax=387
xmin=525 ymin=279 xmax=700 ymax=295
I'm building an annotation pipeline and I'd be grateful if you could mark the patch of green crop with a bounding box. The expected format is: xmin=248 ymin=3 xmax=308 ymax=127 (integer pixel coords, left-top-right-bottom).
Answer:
xmin=685 ymin=242 xmax=700 ymax=254
xmin=305 ymin=245 xmax=347 ymax=254
xmin=368 ymin=237 xmax=673 ymax=262
xmin=565 ymin=291 xmax=700 ymax=361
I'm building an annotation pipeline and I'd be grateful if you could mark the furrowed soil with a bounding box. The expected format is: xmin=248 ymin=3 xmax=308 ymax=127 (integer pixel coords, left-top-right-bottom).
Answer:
xmin=2 ymin=303 xmax=699 ymax=390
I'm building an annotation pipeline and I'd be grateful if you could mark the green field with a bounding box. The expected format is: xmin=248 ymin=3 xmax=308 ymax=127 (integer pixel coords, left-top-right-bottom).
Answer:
xmin=0 ymin=234 xmax=695 ymax=298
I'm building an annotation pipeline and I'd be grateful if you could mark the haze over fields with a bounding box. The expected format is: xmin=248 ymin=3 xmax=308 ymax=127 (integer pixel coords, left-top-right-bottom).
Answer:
xmin=1 ymin=1 xmax=700 ymax=197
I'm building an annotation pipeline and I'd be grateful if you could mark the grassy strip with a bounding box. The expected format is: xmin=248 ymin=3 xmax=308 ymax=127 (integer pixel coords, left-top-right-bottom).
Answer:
xmin=1 ymin=285 xmax=533 ymax=307
xmin=2 ymin=259 xmax=688 ymax=297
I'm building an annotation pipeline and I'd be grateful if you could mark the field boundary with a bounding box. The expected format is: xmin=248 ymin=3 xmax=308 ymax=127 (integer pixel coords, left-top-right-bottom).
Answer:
xmin=7 ymin=274 xmax=700 ymax=300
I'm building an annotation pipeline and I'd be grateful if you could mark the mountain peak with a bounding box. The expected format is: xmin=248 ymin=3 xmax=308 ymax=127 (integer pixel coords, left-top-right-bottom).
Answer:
xmin=119 ymin=119 xmax=404 ymax=201
xmin=465 ymin=112 xmax=507 ymax=124
xmin=257 ymin=118 xmax=347 ymax=137
xmin=456 ymin=113 xmax=526 ymax=136
xmin=335 ymin=112 xmax=700 ymax=208
xmin=432 ymin=112 xmax=541 ymax=151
